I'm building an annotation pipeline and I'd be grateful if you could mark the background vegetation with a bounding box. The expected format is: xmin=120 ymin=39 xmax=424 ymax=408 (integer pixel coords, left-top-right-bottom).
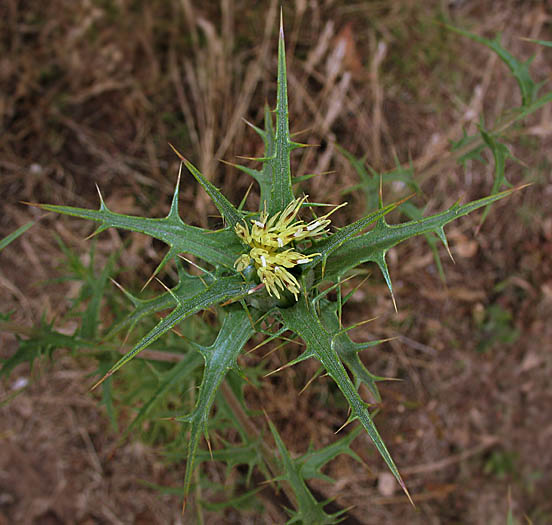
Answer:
xmin=1 ymin=0 xmax=551 ymax=523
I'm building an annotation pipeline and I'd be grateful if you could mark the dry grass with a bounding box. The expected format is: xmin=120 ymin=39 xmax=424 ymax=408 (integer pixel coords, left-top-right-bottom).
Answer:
xmin=1 ymin=0 xmax=552 ymax=523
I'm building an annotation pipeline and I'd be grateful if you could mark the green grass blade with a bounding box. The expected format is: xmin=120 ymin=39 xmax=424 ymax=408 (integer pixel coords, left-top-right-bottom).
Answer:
xmin=0 ymin=221 xmax=35 ymax=252
xmin=96 ymin=359 xmax=118 ymax=432
xmin=80 ymin=250 xmax=118 ymax=340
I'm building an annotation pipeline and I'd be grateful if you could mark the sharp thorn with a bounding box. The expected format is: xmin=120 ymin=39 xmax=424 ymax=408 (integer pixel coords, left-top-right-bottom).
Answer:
xmin=141 ymin=270 xmax=157 ymax=292
xmin=169 ymin=142 xmax=187 ymax=163
xmin=335 ymin=417 xmax=354 ymax=434
xmin=391 ymin=292 xmax=398 ymax=314
xmin=299 ymin=368 xmax=322 ymax=395
xmin=89 ymin=371 xmax=112 ymax=392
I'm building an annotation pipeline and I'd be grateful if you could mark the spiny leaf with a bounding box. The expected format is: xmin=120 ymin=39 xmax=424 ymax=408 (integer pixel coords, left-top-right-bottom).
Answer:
xmin=338 ymin=145 xmax=418 ymax=211
xmin=106 ymin=268 xmax=213 ymax=339
xmin=224 ymin=161 xmax=270 ymax=208
xmin=480 ymin=128 xmax=513 ymax=191
xmin=319 ymin=299 xmax=391 ymax=402
xmin=217 ymin=105 xmax=276 ymax=214
xmin=292 ymin=171 xmax=329 ymax=185
xmin=337 ymin=145 xmax=444 ymax=280
xmin=448 ymin=91 xmax=552 ymax=171
xmin=34 ymin=195 xmax=241 ymax=270
xmin=178 ymin=373 xmax=271 ymax=488
xmin=323 ymin=187 xmax=520 ymax=284
xmin=304 ymin=200 xmax=401 ymax=271
xmin=299 ymin=425 xmax=364 ymax=483
xmin=178 ymin=307 xmax=255 ymax=499
xmin=93 ymin=276 xmax=256 ymax=388
xmin=170 ymin=145 xmax=242 ymax=228
xmin=267 ymin=415 xmax=347 ymax=524
xmin=194 ymin=439 xmax=264 ymax=488
xmin=400 ymin=202 xmax=446 ymax=283
xmin=508 ymin=91 xmax=552 ymax=121
xmin=0 ymin=321 xmax=96 ymax=378
xmin=258 ymin=104 xmax=277 ymax=210
xmin=477 ymin=126 xmax=514 ymax=227
xmin=451 ymin=128 xmax=486 ymax=167
xmin=446 ymin=26 xmax=539 ymax=105
xmin=279 ymin=297 xmax=413 ymax=506
xmin=268 ymin=16 xmax=294 ymax=215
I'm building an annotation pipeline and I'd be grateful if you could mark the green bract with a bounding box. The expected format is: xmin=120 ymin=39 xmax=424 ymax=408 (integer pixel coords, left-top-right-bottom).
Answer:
xmin=34 ymin=17 xmax=518 ymax=520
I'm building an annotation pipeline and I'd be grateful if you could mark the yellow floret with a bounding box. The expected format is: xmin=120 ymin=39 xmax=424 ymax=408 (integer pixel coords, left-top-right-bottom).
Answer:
xmin=234 ymin=196 xmax=345 ymax=300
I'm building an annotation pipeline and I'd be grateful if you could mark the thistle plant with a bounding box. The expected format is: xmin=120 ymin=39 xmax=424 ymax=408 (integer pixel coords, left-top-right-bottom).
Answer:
xmin=18 ymin=16 xmax=529 ymax=522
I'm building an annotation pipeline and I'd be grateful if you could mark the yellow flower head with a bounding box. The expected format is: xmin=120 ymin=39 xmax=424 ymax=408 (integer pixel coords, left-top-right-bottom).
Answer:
xmin=234 ymin=196 xmax=345 ymax=299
